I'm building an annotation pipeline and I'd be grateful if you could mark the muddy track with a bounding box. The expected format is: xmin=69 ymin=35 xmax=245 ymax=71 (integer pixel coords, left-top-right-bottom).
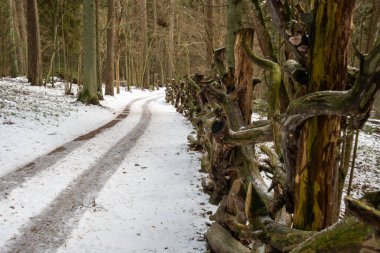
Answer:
xmin=2 ymin=98 xmax=158 ymax=253
xmin=0 ymin=96 xmax=148 ymax=201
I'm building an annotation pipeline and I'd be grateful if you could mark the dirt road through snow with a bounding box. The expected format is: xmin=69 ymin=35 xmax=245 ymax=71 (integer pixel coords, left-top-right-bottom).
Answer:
xmin=0 ymin=91 xmax=213 ymax=253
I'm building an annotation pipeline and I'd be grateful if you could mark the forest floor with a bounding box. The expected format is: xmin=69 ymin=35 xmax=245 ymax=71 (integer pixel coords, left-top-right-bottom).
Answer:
xmin=0 ymin=77 xmax=215 ymax=253
xmin=0 ymin=77 xmax=379 ymax=252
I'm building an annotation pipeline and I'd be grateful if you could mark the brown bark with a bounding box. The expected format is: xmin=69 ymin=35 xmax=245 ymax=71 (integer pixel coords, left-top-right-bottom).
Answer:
xmin=26 ymin=0 xmax=42 ymax=86
xmin=366 ymin=0 xmax=380 ymax=52
xmin=250 ymin=0 xmax=277 ymax=61
xmin=168 ymin=0 xmax=176 ymax=80
xmin=105 ymin=0 xmax=115 ymax=96
xmin=115 ymin=0 xmax=123 ymax=94
xmin=140 ymin=0 xmax=149 ymax=89
xmin=12 ymin=0 xmax=25 ymax=75
xmin=205 ymin=0 xmax=214 ymax=68
xmin=15 ymin=0 xmax=27 ymax=73
xmin=234 ymin=28 xmax=255 ymax=125
xmin=292 ymin=0 xmax=355 ymax=231
xmin=207 ymin=223 xmax=250 ymax=253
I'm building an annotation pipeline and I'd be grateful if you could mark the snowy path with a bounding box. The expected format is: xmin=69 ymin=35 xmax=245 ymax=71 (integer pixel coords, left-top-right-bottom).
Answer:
xmin=0 ymin=90 xmax=214 ymax=253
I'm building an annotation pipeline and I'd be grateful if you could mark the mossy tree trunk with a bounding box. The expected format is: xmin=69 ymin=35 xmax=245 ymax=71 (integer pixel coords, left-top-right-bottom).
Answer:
xmin=79 ymin=0 xmax=99 ymax=105
xmin=292 ymin=0 xmax=355 ymax=231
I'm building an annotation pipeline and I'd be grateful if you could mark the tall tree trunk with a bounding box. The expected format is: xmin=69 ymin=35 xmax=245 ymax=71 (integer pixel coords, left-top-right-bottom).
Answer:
xmin=226 ymin=0 xmax=243 ymax=69
xmin=26 ymin=0 xmax=42 ymax=85
xmin=205 ymin=0 xmax=214 ymax=68
xmin=140 ymin=0 xmax=149 ymax=89
xmin=152 ymin=0 xmax=158 ymax=88
xmin=7 ymin=0 xmax=19 ymax=77
xmin=96 ymin=0 xmax=103 ymax=99
xmin=234 ymin=28 xmax=254 ymax=124
xmin=114 ymin=0 xmax=123 ymax=94
xmin=11 ymin=0 xmax=25 ymax=76
xmin=292 ymin=0 xmax=355 ymax=231
xmin=105 ymin=0 xmax=115 ymax=96
xmin=45 ymin=0 xmax=58 ymax=87
xmin=79 ymin=0 xmax=99 ymax=104
xmin=367 ymin=0 xmax=380 ymax=52
xmin=168 ymin=0 xmax=176 ymax=80
xmin=15 ymin=0 xmax=27 ymax=75
xmin=250 ymin=0 xmax=277 ymax=61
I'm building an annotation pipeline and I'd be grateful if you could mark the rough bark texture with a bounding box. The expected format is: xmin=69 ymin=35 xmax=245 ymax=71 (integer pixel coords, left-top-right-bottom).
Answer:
xmin=15 ymin=0 xmax=27 ymax=74
xmin=168 ymin=0 xmax=176 ymax=80
xmin=205 ymin=0 xmax=214 ymax=68
xmin=96 ymin=0 xmax=103 ymax=99
xmin=7 ymin=0 xmax=19 ymax=77
xmin=234 ymin=28 xmax=254 ymax=124
xmin=250 ymin=0 xmax=277 ymax=61
xmin=80 ymin=0 xmax=99 ymax=105
xmin=292 ymin=0 xmax=355 ymax=231
xmin=367 ymin=0 xmax=380 ymax=52
xmin=206 ymin=223 xmax=250 ymax=253
xmin=226 ymin=0 xmax=243 ymax=68
xmin=26 ymin=0 xmax=42 ymax=86
xmin=105 ymin=0 xmax=115 ymax=96
xmin=140 ymin=0 xmax=149 ymax=89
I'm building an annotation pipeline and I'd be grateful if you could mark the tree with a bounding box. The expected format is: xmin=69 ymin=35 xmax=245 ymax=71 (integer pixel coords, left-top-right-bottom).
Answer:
xmin=79 ymin=0 xmax=99 ymax=105
xmin=204 ymin=0 xmax=214 ymax=68
xmin=14 ymin=0 xmax=27 ymax=75
xmin=6 ymin=0 xmax=19 ymax=77
xmin=168 ymin=0 xmax=176 ymax=80
xmin=139 ymin=0 xmax=149 ymax=89
xmin=290 ymin=0 xmax=355 ymax=230
xmin=105 ymin=0 xmax=115 ymax=96
xmin=168 ymin=0 xmax=380 ymax=251
xmin=96 ymin=0 xmax=103 ymax=99
xmin=26 ymin=0 xmax=42 ymax=86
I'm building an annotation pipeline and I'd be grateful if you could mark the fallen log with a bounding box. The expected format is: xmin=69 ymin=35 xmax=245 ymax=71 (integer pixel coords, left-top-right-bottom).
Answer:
xmin=206 ymin=222 xmax=250 ymax=253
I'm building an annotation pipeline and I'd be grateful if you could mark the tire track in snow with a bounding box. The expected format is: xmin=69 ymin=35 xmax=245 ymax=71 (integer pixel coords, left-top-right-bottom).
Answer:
xmin=0 ymin=96 xmax=149 ymax=201
xmin=2 ymin=97 xmax=159 ymax=253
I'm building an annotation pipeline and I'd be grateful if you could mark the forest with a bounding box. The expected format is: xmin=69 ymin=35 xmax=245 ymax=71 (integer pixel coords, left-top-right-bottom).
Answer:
xmin=0 ymin=0 xmax=379 ymax=252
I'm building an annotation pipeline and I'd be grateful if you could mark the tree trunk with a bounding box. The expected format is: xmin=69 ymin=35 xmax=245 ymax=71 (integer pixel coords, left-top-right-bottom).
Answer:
xmin=15 ymin=0 xmax=27 ymax=75
xmin=366 ymin=0 xmax=380 ymax=52
xmin=205 ymin=0 xmax=214 ymax=68
xmin=79 ymin=0 xmax=99 ymax=104
xmin=250 ymin=0 xmax=277 ymax=61
xmin=139 ymin=0 xmax=149 ymax=89
xmin=226 ymin=0 xmax=243 ymax=69
xmin=234 ymin=28 xmax=254 ymax=125
xmin=115 ymin=0 xmax=123 ymax=94
xmin=292 ymin=0 xmax=355 ymax=231
xmin=168 ymin=0 xmax=176 ymax=80
xmin=105 ymin=0 xmax=115 ymax=96
xmin=96 ymin=0 xmax=103 ymax=99
xmin=12 ymin=0 xmax=26 ymax=76
xmin=7 ymin=0 xmax=19 ymax=77
xmin=26 ymin=0 xmax=42 ymax=85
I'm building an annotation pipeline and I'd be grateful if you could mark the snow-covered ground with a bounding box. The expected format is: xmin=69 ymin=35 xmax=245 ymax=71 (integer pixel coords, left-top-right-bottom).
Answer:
xmin=0 ymin=77 xmax=214 ymax=252
xmin=0 ymin=77 xmax=378 ymax=252
xmin=0 ymin=77 xmax=147 ymax=175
